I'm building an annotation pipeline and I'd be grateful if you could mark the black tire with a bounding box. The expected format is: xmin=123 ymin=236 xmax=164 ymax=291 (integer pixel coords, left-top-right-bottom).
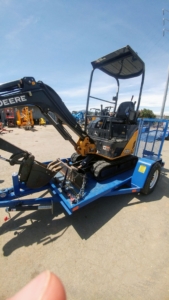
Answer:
xmin=141 ymin=162 xmax=161 ymax=195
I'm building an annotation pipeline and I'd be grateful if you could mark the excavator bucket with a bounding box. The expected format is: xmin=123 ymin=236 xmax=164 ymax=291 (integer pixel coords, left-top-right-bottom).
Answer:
xmin=22 ymin=160 xmax=60 ymax=189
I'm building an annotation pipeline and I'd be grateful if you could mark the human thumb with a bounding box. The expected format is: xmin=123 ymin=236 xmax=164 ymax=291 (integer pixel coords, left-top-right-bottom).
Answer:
xmin=7 ymin=270 xmax=66 ymax=300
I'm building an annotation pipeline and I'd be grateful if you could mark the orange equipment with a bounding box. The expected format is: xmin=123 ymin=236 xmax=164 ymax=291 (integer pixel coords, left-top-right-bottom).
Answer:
xmin=16 ymin=107 xmax=34 ymax=129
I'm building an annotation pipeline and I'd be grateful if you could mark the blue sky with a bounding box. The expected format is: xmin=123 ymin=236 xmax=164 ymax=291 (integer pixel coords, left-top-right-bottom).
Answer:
xmin=1 ymin=0 xmax=169 ymax=115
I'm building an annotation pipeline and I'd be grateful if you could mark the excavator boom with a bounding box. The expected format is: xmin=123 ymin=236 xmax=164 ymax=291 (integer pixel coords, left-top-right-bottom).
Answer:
xmin=0 ymin=77 xmax=95 ymax=153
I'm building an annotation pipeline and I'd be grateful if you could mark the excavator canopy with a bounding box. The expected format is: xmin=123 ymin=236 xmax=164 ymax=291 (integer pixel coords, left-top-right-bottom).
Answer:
xmin=91 ymin=45 xmax=145 ymax=79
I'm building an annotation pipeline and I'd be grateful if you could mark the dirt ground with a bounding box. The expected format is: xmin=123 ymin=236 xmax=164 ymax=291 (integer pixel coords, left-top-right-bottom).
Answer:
xmin=0 ymin=125 xmax=169 ymax=300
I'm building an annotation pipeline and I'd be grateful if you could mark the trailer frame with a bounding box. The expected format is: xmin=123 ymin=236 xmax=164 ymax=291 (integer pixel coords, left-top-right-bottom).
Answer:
xmin=0 ymin=118 xmax=168 ymax=216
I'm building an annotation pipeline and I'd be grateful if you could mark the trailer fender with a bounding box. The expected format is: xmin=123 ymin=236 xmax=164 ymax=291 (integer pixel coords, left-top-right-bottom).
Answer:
xmin=131 ymin=158 xmax=158 ymax=189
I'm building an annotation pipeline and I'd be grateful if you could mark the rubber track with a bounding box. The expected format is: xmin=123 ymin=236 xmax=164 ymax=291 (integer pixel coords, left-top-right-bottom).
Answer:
xmin=92 ymin=155 xmax=138 ymax=181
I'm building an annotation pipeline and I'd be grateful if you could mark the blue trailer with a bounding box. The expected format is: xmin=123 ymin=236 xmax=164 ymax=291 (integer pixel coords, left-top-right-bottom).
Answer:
xmin=0 ymin=118 xmax=168 ymax=216
xmin=72 ymin=110 xmax=85 ymax=126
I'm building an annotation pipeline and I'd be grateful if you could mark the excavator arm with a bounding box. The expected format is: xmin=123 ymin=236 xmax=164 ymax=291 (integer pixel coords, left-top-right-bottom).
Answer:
xmin=0 ymin=77 xmax=96 ymax=155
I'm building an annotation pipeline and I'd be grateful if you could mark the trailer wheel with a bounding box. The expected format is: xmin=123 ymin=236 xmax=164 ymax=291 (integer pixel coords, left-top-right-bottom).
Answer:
xmin=141 ymin=162 xmax=161 ymax=195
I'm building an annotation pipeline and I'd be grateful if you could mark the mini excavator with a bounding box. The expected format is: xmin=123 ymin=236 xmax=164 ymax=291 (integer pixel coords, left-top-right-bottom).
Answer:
xmin=0 ymin=45 xmax=145 ymax=189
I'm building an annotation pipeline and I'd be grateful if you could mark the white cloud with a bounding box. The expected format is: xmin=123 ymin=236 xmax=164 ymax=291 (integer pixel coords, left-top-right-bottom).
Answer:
xmin=5 ymin=16 xmax=38 ymax=41
xmin=60 ymin=87 xmax=86 ymax=98
xmin=60 ymin=83 xmax=116 ymax=99
xmin=62 ymin=86 xmax=169 ymax=116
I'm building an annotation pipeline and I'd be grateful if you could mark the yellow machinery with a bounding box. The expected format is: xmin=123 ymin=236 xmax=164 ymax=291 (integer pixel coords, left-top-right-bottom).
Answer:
xmin=16 ymin=107 xmax=34 ymax=129
xmin=39 ymin=117 xmax=46 ymax=125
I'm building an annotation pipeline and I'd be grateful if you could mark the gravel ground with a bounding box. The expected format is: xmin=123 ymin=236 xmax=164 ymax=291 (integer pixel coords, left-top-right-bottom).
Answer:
xmin=0 ymin=125 xmax=169 ymax=300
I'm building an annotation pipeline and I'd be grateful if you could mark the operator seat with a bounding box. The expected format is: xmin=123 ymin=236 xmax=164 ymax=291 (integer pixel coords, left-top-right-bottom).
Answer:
xmin=87 ymin=101 xmax=137 ymax=131
xmin=112 ymin=101 xmax=137 ymax=124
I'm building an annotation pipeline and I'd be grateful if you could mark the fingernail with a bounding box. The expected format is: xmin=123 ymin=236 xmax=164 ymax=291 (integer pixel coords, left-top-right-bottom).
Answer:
xmin=8 ymin=270 xmax=50 ymax=300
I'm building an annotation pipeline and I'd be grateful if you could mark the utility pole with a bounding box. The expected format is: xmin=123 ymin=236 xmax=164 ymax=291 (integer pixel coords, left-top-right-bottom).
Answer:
xmin=161 ymin=9 xmax=169 ymax=118
xmin=163 ymin=9 xmax=169 ymax=36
